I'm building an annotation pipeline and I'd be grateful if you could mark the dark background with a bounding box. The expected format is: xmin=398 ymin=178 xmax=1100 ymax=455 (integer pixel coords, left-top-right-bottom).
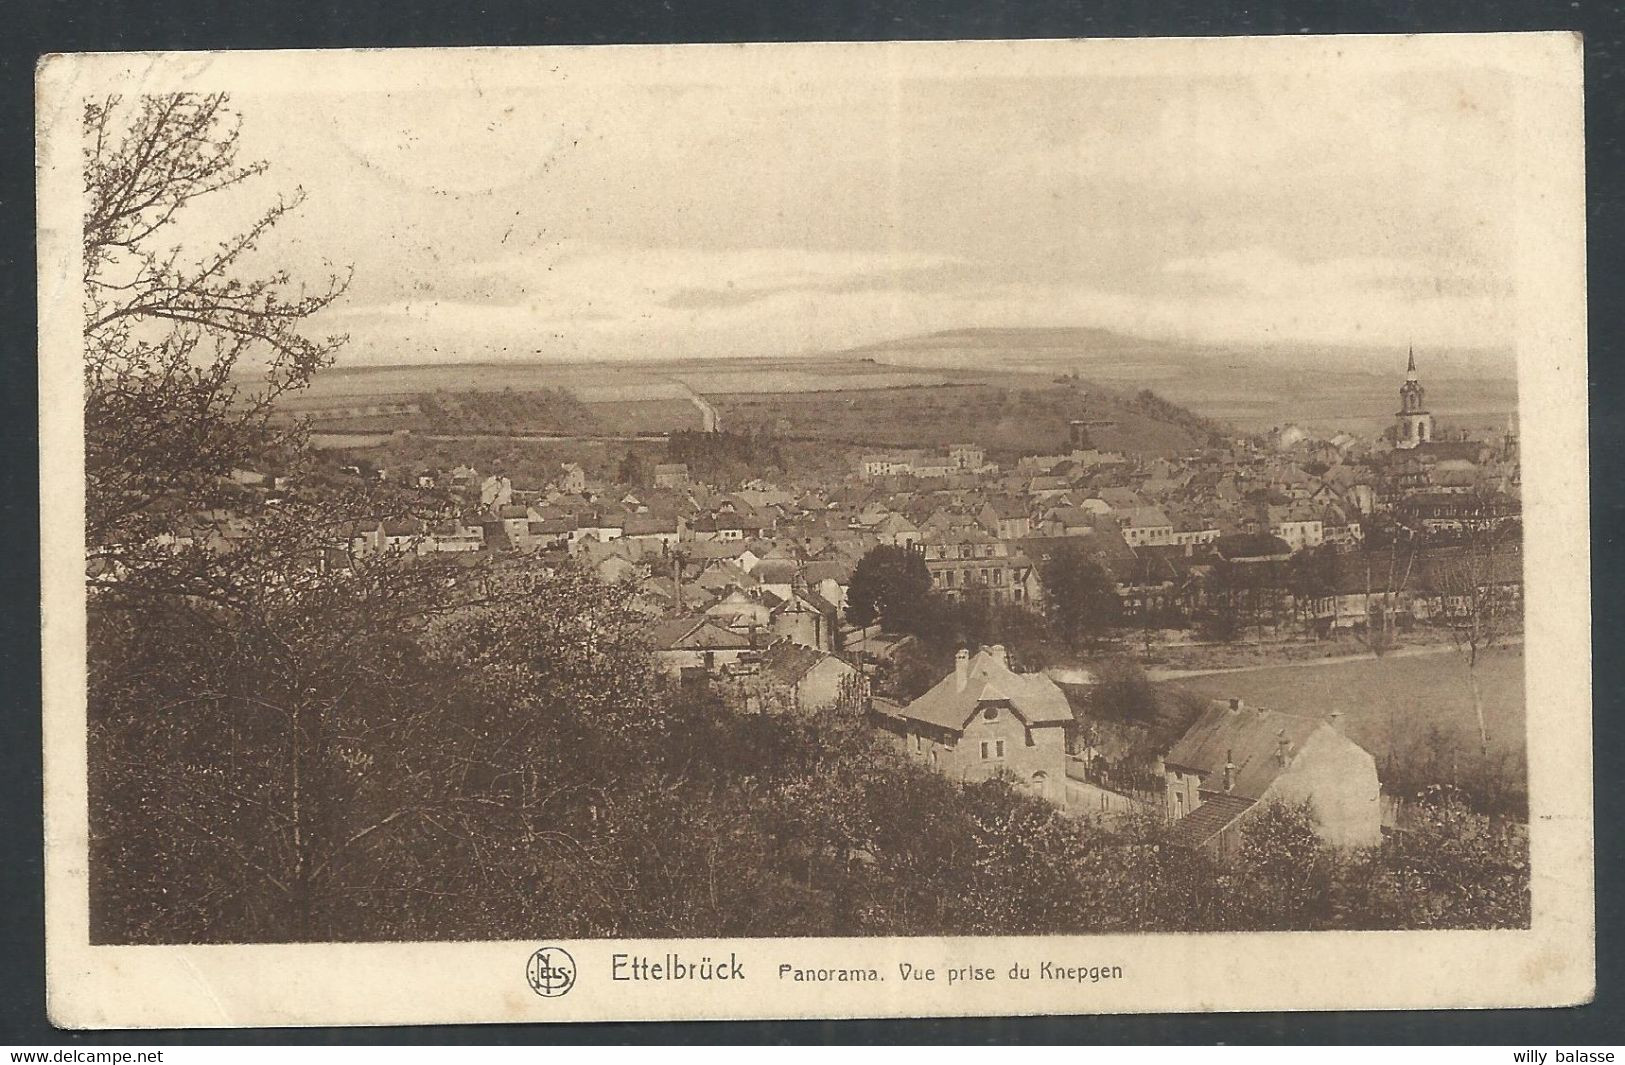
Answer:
xmin=2 ymin=0 xmax=1620 ymax=1046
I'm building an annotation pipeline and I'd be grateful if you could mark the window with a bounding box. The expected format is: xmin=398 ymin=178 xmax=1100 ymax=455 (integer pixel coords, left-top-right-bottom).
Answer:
xmin=980 ymin=741 xmax=990 ymax=760
xmin=995 ymin=740 xmax=1006 ymax=758
xmin=915 ymin=734 xmax=923 ymax=752
xmin=983 ymin=707 xmax=997 ymax=721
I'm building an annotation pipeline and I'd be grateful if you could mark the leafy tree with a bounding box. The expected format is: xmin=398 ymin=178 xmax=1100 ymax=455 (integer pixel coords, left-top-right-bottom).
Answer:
xmin=89 ymin=544 xmax=463 ymax=941
xmin=1232 ymin=801 xmax=1337 ymax=930
xmin=1195 ymin=568 xmax=1243 ymax=643
xmin=1039 ymin=542 xmax=1121 ymax=649
xmin=1360 ymin=793 xmax=1530 ymax=929
xmin=1352 ymin=537 xmax=1422 ymax=657
xmin=954 ymin=779 xmax=1091 ymax=934
xmin=1088 ymin=658 xmax=1158 ymax=726
xmin=617 ymin=448 xmax=651 ymax=487
xmin=83 ymin=94 xmax=350 ymax=553
xmin=666 ymin=429 xmax=784 ymax=486
xmin=1287 ymin=545 xmax=1338 ymax=633
xmin=1200 ymin=557 xmax=1286 ymax=641
xmin=845 ymin=544 xmax=934 ymax=633
xmin=1433 ymin=519 xmax=1519 ymax=757
xmin=79 ymin=94 xmax=447 ymax=943
xmin=889 ymin=640 xmax=951 ymax=702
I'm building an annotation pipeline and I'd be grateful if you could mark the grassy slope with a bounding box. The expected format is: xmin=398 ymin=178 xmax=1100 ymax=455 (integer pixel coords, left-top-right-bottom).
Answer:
xmin=1164 ymin=646 xmax=1527 ymax=768
xmin=715 ymin=381 xmax=1216 ymax=457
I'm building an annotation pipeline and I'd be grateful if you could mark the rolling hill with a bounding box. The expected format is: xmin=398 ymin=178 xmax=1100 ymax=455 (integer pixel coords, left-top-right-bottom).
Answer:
xmin=270 ymin=326 xmax=1516 ymax=448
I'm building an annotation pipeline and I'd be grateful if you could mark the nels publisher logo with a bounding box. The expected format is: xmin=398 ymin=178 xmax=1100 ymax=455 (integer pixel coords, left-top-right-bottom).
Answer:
xmin=526 ymin=946 xmax=577 ymax=998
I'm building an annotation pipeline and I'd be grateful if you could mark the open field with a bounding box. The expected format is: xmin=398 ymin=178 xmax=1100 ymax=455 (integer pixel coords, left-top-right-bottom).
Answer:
xmin=581 ymin=398 xmax=702 ymax=434
xmin=841 ymin=328 xmax=1518 ymax=437
xmin=1162 ymin=645 xmax=1527 ymax=770
xmin=716 ymin=381 xmax=1213 ymax=456
xmin=274 ymin=326 xmax=1517 ymax=442
xmin=275 ymin=357 xmax=952 ymax=408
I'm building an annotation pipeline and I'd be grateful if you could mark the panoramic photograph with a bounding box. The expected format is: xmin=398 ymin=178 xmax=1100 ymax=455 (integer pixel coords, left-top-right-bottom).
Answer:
xmin=78 ymin=48 xmax=1529 ymax=948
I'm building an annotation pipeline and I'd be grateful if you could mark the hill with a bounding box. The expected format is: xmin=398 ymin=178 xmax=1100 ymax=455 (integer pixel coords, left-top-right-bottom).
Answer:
xmin=834 ymin=327 xmax=1517 ymax=437
xmin=713 ymin=380 xmax=1224 ymax=458
xmin=269 ymin=326 xmax=1515 ymax=446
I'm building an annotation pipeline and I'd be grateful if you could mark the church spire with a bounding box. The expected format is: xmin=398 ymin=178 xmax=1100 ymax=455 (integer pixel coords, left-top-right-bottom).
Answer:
xmin=1394 ymin=345 xmax=1432 ymax=448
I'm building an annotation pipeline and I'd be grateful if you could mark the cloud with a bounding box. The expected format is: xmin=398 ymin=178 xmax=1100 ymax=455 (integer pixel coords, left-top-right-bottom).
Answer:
xmin=330 ymin=240 xmax=968 ymax=333
xmin=660 ymin=260 xmax=968 ymax=310
xmin=317 ymin=237 xmax=1513 ymax=366
xmin=1162 ymin=246 xmax=1507 ymax=299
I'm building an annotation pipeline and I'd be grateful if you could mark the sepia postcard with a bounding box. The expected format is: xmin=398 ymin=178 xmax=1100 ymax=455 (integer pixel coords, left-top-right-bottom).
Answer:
xmin=37 ymin=34 xmax=1592 ymax=1028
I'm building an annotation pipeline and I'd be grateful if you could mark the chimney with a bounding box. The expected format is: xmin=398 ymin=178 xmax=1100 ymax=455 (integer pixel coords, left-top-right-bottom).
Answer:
xmin=988 ymin=644 xmax=1009 ymax=670
xmin=955 ymin=648 xmax=971 ymax=691
xmin=1228 ymin=698 xmax=1243 ymax=715
xmin=1329 ymin=709 xmax=1344 ymax=733
xmin=1276 ymin=730 xmax=1290 ymax=767
xmin=1223 ymin=749 xmax=1236 ymax=793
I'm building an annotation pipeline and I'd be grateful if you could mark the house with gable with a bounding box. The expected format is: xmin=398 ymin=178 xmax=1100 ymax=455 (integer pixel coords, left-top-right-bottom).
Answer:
xmin=1117 ymin=505 xmax=1175 ymax=548
xmin=487 ymin=504 xmax=534 ymax=546
xmin=977 ymin=497 xmax=1032 ymax=542
xmin=800 ymin=558 xmax=853 ymax=613
xmin=704 ymin=587 xmax=773 ymax=635
xmin=1161 ymin=699 xmax=1382 ymax=855
xmin=571 ymin=508 xmax=627 ymax=546
xmin=623 ymin=511 xmax=682 ymax=547
xmin=750 ymin=640 xmax=865 ymax=715
xmin=869 ymin=511 xmax=922 ymax=548
xmin=766 ymin=580 xmax=840 ymax=651
xmin=653 ymin=462 xmax=690 ymax=489
xmin=429 ymin=519 xmax=485 ymax=554
xmin=556 ymin=463 xmax=587 ymax=494
xmin=1266 ymin=503 xmax=1325 ymax=552
xmin=880 ymin=645 xmax=1074 ymax=804
xmin=645 ymin=616 xmax=758 ymax=680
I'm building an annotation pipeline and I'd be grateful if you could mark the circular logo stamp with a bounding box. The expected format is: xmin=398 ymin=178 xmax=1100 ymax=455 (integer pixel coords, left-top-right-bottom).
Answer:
xmin=525 ymin=946 xmax=577 ymax=998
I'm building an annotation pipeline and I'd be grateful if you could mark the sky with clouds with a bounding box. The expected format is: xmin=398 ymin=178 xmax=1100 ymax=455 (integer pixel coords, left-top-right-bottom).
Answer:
xmin=218 ymin=43 xmax=1524 ymax=372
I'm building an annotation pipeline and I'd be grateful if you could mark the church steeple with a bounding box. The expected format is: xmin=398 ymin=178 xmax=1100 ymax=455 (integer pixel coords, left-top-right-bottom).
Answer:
xmin=1394 ymin=347 xmax=1433 ymax=449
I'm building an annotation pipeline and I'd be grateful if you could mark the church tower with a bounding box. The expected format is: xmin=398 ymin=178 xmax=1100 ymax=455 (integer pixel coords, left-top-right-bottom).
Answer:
xmin=1394 ymin=347 xmax=1433 ymax=450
